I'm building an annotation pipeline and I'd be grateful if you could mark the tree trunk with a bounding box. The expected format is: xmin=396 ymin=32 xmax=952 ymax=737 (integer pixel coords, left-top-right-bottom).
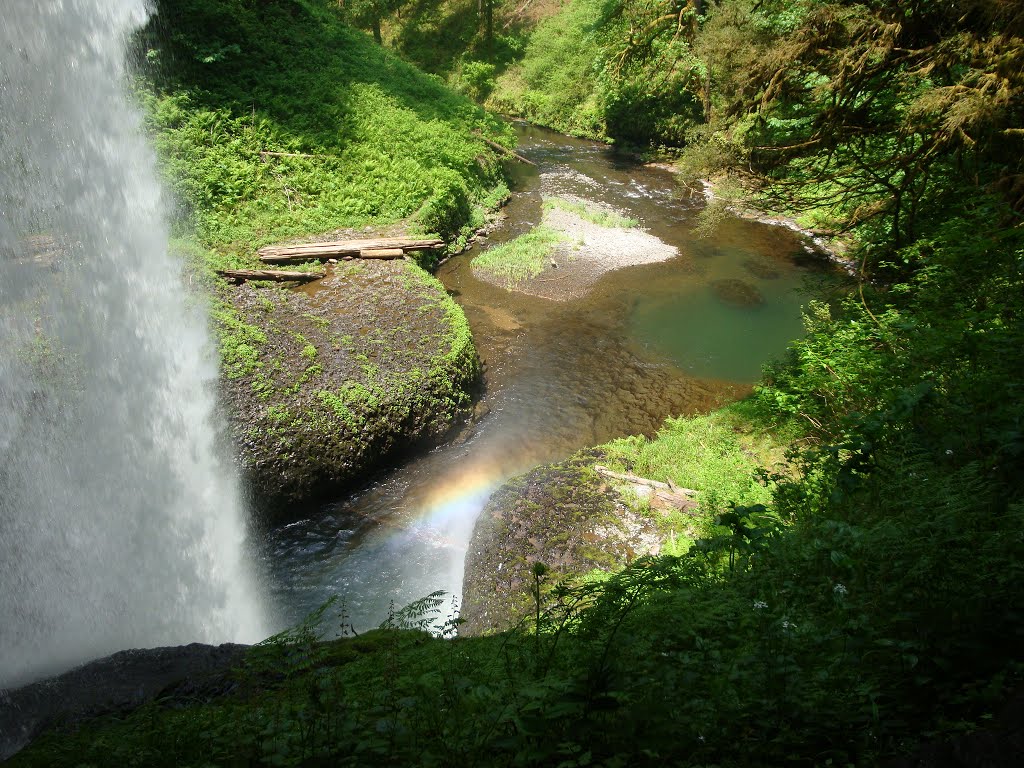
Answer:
xmin=484 ymin=0 xmax=494 ymax=51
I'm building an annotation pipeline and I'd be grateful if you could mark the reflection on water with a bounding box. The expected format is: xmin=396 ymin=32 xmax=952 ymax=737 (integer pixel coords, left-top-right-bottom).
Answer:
xmin=263 ymin=124 xmax=838 ymax=632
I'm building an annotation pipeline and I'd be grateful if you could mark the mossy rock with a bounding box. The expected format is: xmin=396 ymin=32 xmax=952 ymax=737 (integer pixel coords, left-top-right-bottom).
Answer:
xmin=461 ymin=451 xmax=659 ymax=635
xmin=216 ymin=259 xmax=480 ymax=517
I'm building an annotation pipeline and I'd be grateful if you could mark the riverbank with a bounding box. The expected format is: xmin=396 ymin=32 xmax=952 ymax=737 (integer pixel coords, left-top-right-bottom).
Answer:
xmin=139 ymin=0 xmax=515 ymax=510
xmin=697 ymin=177 xmax=857 ymax=273
xmin=461 ymin=400 xmax=794 ymax=634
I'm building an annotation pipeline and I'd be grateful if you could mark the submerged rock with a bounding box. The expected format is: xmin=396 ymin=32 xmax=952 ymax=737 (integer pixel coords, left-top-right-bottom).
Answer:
xmin=711 ymin=278 xmax=765 ymax=308
xmin=218 ymin=259 xmax=480 ymax=516
xmin=741 ymin=257 xmax=782 ymax=280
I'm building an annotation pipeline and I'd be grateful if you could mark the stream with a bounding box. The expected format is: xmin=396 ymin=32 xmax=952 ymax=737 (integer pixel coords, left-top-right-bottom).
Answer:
xmin=263 ymin=124 xmax=836 ymax=632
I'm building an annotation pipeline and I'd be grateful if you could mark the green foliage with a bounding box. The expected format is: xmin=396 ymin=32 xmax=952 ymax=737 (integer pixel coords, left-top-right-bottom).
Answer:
xmin=136 ymin=0 xmax=513 ymax=259
xmin=543 ymin=196 xmax=639 ymax=228
xmin=601 ymin=401 xmax=787 ymax=532
xmin=487 ymin=0 xmax=610 ymax=139
xmin=450 ymin=57 xmax=498 ymax=102
xmin=15 ymin=2 xmax=1024 ymax=765
xmin=470 ymin=225 xmax=565 ymax=283
xmin=484 ymin=0 xmax=709 ymax=144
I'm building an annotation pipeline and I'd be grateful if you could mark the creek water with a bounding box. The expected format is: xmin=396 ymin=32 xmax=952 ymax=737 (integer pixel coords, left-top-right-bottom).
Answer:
xmin=263 ymin=124 xmax=836 ymax=632
xmin=0 ymin=1 xmax=264 ymax=688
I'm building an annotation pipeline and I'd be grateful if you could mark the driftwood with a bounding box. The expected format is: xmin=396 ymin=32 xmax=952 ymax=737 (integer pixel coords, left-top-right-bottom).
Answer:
xmin=358 ymin=248 xmax=405 ymax=259
xmin=474 ymin=131 xmax=537 ymax=167
xmin=259 ymin=237 xmax=444 ymax=263
xmin=594 ymin=466 xmax=697 ymax=495
xmin=216 ymin=268 xmax=324 ymax=284
xmin=594 ymin=465 xmax=699 ymax=512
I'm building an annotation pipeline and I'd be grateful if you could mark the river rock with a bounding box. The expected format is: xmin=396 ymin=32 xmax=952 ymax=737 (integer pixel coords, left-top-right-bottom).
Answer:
xmin=0 ymin=643 xmax=247 ymax=761
xmin=461 ymin=452 xmax=660 ymax=635
xmin=218 ymin=258 xmax=480 ymax=517
xmin=711 ymin=278 xmax=765 ymax=308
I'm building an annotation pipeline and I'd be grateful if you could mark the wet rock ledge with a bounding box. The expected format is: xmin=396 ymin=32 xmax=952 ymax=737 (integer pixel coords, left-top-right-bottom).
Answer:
xmin=216 ymin=257 xmax=480 ymax=515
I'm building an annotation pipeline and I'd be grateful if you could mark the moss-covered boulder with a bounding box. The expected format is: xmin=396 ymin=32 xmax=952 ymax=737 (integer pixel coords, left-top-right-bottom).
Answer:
xmin=216 ymin=258 xmax=479 ymax=515
xmin=461 ymin=452 xmax=659 ymax=635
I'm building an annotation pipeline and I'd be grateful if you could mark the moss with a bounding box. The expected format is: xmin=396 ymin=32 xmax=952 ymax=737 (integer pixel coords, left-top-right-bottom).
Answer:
xmin=220 ymin=259 xmax=480 ymax=514
xmin=209 ymin=300 xmax=267 ymax=379
xmin=461 ymin=454 xmax=645 ymax=635
xmin=462 ymin=400 xmax=799 ymax=632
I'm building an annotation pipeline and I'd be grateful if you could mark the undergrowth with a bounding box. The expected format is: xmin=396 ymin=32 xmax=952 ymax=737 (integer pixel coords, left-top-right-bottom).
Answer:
xmin=136 ymin=0 xmax=515 ymax=267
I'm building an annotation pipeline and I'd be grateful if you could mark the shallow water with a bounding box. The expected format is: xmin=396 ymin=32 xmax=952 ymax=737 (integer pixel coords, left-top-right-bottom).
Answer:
xmin=263 ymin=124 xmax=837 ymax=632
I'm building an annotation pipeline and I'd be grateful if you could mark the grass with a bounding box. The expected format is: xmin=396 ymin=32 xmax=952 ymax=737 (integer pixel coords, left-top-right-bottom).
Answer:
xmin=471 ymin=225 xmax=565 ymax=283
xmin=543 ymin=196 xmax=639 ymax=228
xmin=596 ymin=398 xmax=798 ymax=540
xmin=128 ymin=1 xmax=496 ymax=509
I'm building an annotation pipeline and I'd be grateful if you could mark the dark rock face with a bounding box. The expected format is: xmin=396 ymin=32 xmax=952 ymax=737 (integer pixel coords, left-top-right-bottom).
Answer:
xmin=711 ymin=278 xmax=765 ymax=308
xmin=218 ymin=259 xmax=480 ymax=516
xmin=0 ymin=643 xmax=247 ymax=761
xmin=461 ymin=453 xmax=659 ymax=636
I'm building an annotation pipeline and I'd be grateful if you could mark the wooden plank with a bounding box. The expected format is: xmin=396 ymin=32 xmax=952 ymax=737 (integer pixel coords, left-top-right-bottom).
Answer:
xmin=259 ymin=151 xmax=327 ymax=160
xmin=358 ymin=248 xmax=405 ymax=259
xmin=216 ymin=268 xmax=324 ymax=284
xmin=259 ymin=237 xmax=444 ymax=263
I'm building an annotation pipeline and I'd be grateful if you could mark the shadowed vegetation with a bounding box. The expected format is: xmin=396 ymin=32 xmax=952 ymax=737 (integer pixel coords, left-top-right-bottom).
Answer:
xmin=9 ymin=0 xmax=1024 ymax=765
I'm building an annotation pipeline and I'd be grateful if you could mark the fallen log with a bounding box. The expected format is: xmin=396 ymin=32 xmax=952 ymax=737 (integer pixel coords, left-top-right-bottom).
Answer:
xmin=471 ymin=131 xmax=536 ymax=166
xmin=259 ymin=237 xmax=444 ymax=263
xmin=650 ymin=489 xmax=700 ymax=514
xmin=474 ymin=131 xmax=537 ymax=167
xmin=359 ymin=248 xmax=405 ymax=259
xmin=216 ymin=268 xmax=324 ymax=284
xmin=594 ymin=466 xmax=697 ymax=496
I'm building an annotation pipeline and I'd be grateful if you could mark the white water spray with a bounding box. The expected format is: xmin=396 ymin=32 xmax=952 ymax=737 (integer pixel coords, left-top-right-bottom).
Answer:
xmin=0 ymin=1 xmax=264 ymax=688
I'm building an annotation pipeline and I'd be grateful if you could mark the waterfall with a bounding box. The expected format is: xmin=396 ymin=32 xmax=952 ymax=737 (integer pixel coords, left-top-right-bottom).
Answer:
xmin=0 ymin=0 xmax=265 ymax=688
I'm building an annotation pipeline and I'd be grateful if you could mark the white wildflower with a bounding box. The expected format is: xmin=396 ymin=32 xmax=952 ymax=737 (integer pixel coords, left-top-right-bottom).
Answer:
xmin=781 ymin=619 xmax=796 ymax=631
xmin=753 ymin=600 xmax=768 ymax=611
xmin=945 ymin=449 xmax=954 ymax=455
xmin=833 ymin=583 xmax=848 ymax=597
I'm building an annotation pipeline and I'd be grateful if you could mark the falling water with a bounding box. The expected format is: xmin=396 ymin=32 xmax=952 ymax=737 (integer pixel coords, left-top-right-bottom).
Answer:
xmin=0 ymin=1 xmax=264 ymax=687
